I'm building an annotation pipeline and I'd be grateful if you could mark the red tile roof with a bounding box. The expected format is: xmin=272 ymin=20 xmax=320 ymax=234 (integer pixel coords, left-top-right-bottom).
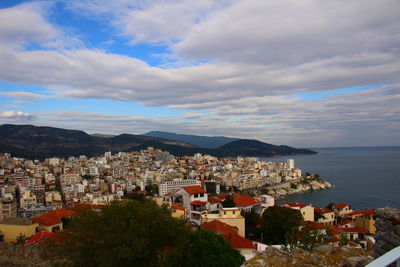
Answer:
xmin=314 ymin=207 xmax=333 ymax=214
xmin=202 ymin=220 xmax=238 ymax=235
xmin=208 ymin=196 xmax=221 ymax=204
xmin=306 ymin=221 xmax=326 ymax=229
xmin=24 ymin=231 xmax=55 ymax=246
xmin=222 ymin=233 xmax=255 ymax=249
xmin=338 ymin=220 xmax=355 ymax=227
xmin=279 ymin=201 xmax=306 ymax=208
xmin=191 ymin=201 xmax=207 ymax=206
xmin=171 ymin=204 xmax=186 ymax=211
xmin=216 ymin=193 xmax=227 ymax=200
xmin=182 ymin=186 xmax=206 ymax=195
xmin=335 ymin=203 xmax=349 ymax=210
xmin=32 ymin=208 xmax=77 ymax=226
xmin=342 ymin=227 xmax=368 ymax=233
xmin=233 ymin=194 xmax=259 ymax=207
xmin=348 ymin=209 xmax=376 ymax=217
xmin=201 ymin=220 xmax=254 ymax=249
xmin=32 ymin=216 xmax=62 ymax=227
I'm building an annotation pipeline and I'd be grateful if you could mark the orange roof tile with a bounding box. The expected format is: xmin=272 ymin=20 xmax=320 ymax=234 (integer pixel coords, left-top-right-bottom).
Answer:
xmin=306 ymin=221 xmax=326 ymax=229
xmin=216 ymin=193 xmax=227 ymax=200
xmin=233 ymin=194 xmax=259 ymax=207
xmin=182 ymin=185 xmax=206 ymax=195
xmin=202 ymin=220 xmax=238 ymax=235
xmin=222 ymin=233 xmax=254 ymax=249
xmin=32 ymin=216 xmax=62 ymax=226
xmin=171 ymin=204 xmax=185 ymax=211
xmin=279 ymin=201 xmax=306 ymax=208
xmin=24 ymin=231 xmax=54 ymax=245
xmin=191 ymin=200 xmax=207 ymax=206
xmin=342 ymin=227 xmax=368 ymax=233
xmin=348 ymin=209 xmax=376 ymax=217
xmin=314 ymin=207 xmax=333 ymax=214
xmin=335 ymin=203 xmax=349 ymax=209
xmin=32 ymin=208 xmax=77 ymax=226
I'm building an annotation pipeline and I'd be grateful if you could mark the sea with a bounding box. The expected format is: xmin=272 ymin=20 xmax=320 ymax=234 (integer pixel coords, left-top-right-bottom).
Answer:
xmin=260 ymin=146 xmax=400 ymax=210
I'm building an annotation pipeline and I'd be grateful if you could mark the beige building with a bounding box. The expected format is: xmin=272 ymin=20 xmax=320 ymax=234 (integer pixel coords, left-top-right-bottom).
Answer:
xmin=1 ymin=198 xmax=17 ymax=219
xmin=314 ymin=207 xmax=335 ymax=225
xmin=201 ymin=207 xmax=245 ymax=237
xmin=0 ymin=218 xmax=39 ymax=243
xmin=20 ymin=191 xmax=37 ymax=210
xmin=279 ymin=202 xmax=314 ymax=222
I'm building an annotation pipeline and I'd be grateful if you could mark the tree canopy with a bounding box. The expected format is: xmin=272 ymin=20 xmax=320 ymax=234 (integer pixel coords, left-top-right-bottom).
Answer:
xmin=184 ymin=230 xmax=244 ymax=267
xmin=44 ymin=199 xmax=243 ymax=267
xmin=259 ymin=206 xmax=304 ymax=244
xmin=221 ymin=195 xmax=236 ymax=208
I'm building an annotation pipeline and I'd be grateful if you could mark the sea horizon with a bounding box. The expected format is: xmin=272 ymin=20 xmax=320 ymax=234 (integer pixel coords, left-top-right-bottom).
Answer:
xmin=261 ymin=146 xmax=400 ymax=210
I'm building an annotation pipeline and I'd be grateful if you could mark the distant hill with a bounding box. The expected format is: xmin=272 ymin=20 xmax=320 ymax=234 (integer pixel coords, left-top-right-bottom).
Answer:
xmin=143 ymin=131 xmax=239 ymax=148
xmin=0 ymin=124 xmax=196 ymax=160
xmin=219 ymin=139 xmax=316 ymax=157
xmin=0 ymin=124 xmax=316 ymax=159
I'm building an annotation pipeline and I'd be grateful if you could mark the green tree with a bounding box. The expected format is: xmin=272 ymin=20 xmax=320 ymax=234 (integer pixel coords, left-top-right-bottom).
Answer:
xmin=242 ymin=209 xmax=260 ymax=239
xmin=222 ymin=196 xmax=236 ymax=208
xmin=45 ymin=199 xmax=190 ymax=266
xmin=259 ymin=206 xmax=304 ymax=244
xmin=339 ymin=233 xmax=349 ymax=246
xmin=184 ymin=230 xmax=244 ymax=267
xmin=16 ymin=233 xmax=27 ymax=245
xmin=283 ymin=228 xmax=327 ymax=252
xmin=326 ymin=203 xmax=335 ymax=210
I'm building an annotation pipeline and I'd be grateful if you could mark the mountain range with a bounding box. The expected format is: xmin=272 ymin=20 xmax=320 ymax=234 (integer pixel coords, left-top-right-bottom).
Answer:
xmin=143 ymin=131 xmax=239 ymax=148
xmin=0 ymin=124 xmax=316 ymax=159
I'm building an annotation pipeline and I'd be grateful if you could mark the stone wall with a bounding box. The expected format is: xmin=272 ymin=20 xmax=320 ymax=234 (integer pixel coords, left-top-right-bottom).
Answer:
xmin=0 ymin=243 xmax=50 ymax=267
xmin=374 ymin=207 xmax=400 ymax=258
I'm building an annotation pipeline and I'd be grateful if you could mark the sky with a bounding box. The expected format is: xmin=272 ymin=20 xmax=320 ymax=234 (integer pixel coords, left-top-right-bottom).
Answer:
xmin=0 ymin=0 xmax=399 ymax=147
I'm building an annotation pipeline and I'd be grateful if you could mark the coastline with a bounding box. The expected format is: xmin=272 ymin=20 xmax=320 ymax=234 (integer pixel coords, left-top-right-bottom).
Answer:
xmin=257 ymin=177 xmax=333 ymax=199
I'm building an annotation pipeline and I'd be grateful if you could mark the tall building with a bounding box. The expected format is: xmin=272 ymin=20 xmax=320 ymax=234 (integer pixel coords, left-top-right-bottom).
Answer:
xmin=287 ymin=159 xmax=295 ymax=169
xmin=1 ymin=198 xmax=17 ymax=219
xmin=159 ymin=179 xmax=201 ymax=196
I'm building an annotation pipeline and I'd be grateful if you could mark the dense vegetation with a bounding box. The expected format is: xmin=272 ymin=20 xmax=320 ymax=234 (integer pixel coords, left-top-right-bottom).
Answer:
xmin=44 ymin=199 xmax=244 ymax=267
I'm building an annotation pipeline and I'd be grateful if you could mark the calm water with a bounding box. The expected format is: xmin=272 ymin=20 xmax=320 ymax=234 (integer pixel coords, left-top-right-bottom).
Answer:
xmin=261 ymin=147 xmax=400 ymax=210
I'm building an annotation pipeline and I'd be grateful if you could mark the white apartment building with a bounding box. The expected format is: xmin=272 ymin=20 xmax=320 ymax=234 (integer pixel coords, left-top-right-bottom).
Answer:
xmin=158 ymin=179 xmax=201 ymax=196
xmin=287 ymin=159 xmax=295 ymax=169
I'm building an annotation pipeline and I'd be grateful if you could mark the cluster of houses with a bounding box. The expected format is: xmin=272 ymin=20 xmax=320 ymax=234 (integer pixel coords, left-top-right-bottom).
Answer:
xmin=0 ymin=151 xmax=376 ymax=261
xmin=279 ymin=201 xmax=376 ymax=249
xmin=0 ymin=179 xmax=376 ymax=261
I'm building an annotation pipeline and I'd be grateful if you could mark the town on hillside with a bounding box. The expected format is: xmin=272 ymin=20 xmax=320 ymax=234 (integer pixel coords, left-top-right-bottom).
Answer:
xmin=0 ymin=148 xmax=374 ymax=261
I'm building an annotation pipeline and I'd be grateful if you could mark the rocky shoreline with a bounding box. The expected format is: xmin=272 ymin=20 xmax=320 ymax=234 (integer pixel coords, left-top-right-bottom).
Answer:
xmin=260 ymin=178 xmax=333 ymax=198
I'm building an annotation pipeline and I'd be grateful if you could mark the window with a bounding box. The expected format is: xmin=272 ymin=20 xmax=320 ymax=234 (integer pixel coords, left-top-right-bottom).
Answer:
xmin=233 ymin=211 xmax=235 ymax=214
xmin=200 ymin=193 xmax=204 ymax=197
xmin=194 ymin=194 xmax=198 ymax=198
xmin=224 ymin=211 xmax=226 ymax=215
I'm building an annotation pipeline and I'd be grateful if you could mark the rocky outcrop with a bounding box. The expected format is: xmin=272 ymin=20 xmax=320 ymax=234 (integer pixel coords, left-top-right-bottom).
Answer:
xmin=374 ymin=207 xmax=400 ymax=258
xmin=0 ymin=243 xmax=50 ymax=267
xmin=264 ymin=179 xmax=333 ymax=198
xmin=245 ymin=245 xmax=373 ymax=267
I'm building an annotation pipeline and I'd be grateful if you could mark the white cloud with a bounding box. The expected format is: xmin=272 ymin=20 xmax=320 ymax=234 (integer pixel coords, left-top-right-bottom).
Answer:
xmin=0 ymin=2 xmax=57 ymax=47
xmin=0 ymin=110 xmax=36 ymax=122
xmin=0 ymin=91 xmax=46 ymax=102
xmin=64 ymin=0 xmax=232 ymax=44
xmin=175 ymin=0 xmax=400 ymax=65
xmin=0 ymin=2 xmax=81 ymax=49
